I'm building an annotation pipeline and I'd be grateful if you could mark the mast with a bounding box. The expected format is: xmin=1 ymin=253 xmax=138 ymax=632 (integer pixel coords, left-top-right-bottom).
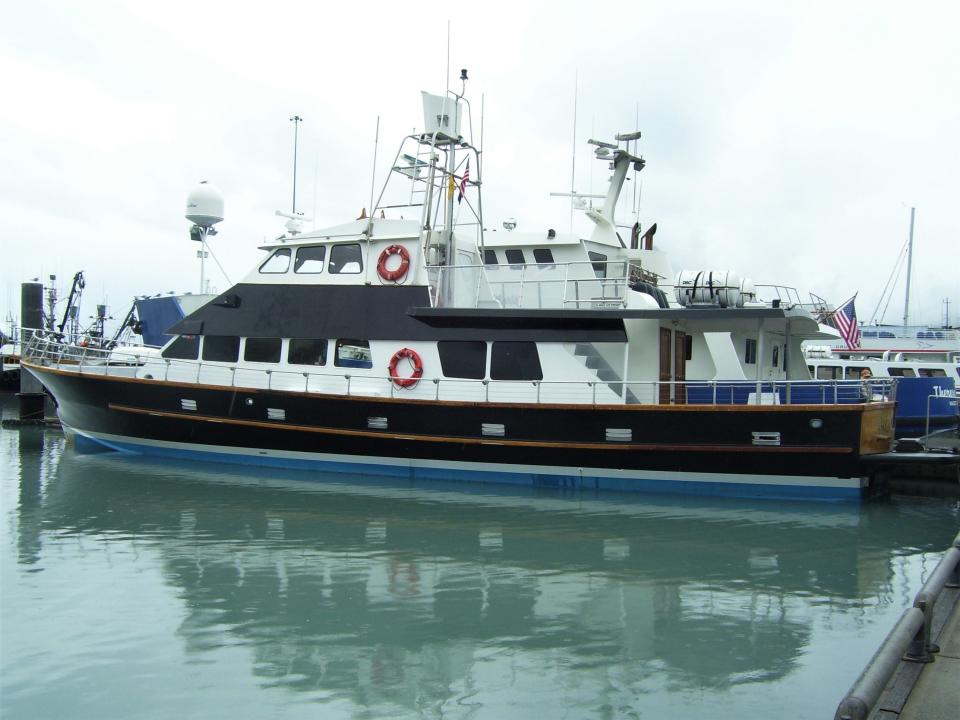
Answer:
xmin=290 ymin=115 xmax=302 ymax=214
xmin=903 ymin=206 xmax=915 ymax=328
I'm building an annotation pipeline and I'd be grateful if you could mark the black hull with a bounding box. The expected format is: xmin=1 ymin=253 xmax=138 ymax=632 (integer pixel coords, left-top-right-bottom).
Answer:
xmin=28 ymin=364 xmax=886 ymax=499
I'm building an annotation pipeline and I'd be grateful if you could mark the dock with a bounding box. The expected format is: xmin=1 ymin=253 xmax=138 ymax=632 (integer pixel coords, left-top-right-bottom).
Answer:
xmin=834 ymin=532 xmax=960 ymax=719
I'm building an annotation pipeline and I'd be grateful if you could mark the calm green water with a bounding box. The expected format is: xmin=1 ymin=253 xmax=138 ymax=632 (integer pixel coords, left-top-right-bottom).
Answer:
xmin=2 ymin=401 xmax=958 ymax=719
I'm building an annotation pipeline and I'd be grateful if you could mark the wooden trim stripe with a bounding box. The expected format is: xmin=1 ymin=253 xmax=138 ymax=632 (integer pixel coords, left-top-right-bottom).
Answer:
xmin=24 ymin=361 xmax=884 ymax=415
xmin=108 ymin=403 xmax=854 ymax=455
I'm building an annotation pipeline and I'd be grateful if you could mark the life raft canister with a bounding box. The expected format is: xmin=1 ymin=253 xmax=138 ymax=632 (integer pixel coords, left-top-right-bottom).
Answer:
xmin=388 ymin=347 xmax=423 ymax=388
xmin=377 ymin=244 xmax=410 ymax=282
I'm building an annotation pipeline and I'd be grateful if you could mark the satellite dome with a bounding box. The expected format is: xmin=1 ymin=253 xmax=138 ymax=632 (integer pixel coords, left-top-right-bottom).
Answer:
xmin=185 ymin=181 xmax=224 ymax=228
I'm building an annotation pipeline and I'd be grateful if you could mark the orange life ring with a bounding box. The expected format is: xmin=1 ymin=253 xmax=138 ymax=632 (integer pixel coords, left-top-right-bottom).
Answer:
xmin=388 ymin=347 xmax=423 ymax=388
xmin=377 ymin=244 xmax=410 ymax=282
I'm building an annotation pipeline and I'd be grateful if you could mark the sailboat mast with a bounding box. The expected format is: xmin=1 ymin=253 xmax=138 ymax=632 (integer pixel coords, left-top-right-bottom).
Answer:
xmin=903 ymin=206 xmax=915 ymax=328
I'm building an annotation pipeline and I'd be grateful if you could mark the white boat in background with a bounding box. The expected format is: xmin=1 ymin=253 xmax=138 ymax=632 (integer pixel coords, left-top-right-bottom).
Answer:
xmin=802 ymin=205 xmax=958 ymax=436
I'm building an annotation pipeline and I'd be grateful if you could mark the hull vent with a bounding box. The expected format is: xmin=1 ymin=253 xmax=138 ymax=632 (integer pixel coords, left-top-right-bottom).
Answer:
xmin=367 ymin=417 xmax=388 ymax=430
xmin=267 ymin=408 xmax=286 ymax=421
xmin=180 ymin=399 xmax=197 ymax=411
xmin=481 ymin=423 xmax=506 ymax=437
xmin=605 ymin=428 xmax=633 ymax=442
xmin=752 ymin=431 xmax=781 ymax=446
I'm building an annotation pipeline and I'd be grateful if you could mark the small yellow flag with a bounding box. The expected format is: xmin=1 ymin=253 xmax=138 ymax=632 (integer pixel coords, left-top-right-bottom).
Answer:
xmin=448 ymin=173 xmax=455 ymax=199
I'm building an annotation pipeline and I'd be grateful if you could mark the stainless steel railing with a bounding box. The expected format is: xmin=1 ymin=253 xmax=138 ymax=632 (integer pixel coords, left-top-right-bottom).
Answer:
xmin=833 ymin=531 xmax=960 ymax=720
xmin=22 ymin=333 xmax=897 ymax=408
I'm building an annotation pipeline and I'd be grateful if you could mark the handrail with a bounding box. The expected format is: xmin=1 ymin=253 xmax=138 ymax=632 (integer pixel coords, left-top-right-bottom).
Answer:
xmin=926 ymin=391 xmax=960 ymax=438
xmin=834 ymin=531 xmax=960 ymax=720
xmin=449 ymin=259 xmax=635 ymax=310
xmin=21 ymin=334 xmax=898 ymax=409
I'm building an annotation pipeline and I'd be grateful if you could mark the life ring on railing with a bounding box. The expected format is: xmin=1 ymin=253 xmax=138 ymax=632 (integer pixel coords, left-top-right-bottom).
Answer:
xmin=377 ymin=244 xmax=410 ymax=282
xmin=388 ymin=347 xmax=423 ymax=388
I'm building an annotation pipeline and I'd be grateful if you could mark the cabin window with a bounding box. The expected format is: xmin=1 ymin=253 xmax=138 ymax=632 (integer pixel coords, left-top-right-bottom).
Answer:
xmin=588 ymin=251 xmax=608 ymax=278
xmin=887 ymin=367 xmax=916 ymax=377
xmin=162 ymin=334 xmax=199 ymax=360
xmin=490 ymin=341 xmax=543 ymax=381
xmin=918 ymin=368 xmax=947 ymax=377
xmin=816 ymin=365 xmax=842 ymax=380
xmin=244 ymin=337 xmax=282 ymax=363
xmin=483 ymin=249 xmax=498 ymax=265
xmin=438 ymin=341 xmax=487 ymax=379
xmin=505 ymin=249 xmax=525 ymax=266
xmin=844 ymin=366 xmax=868 ymax=379
xmin=685 ymin=335 xmax=693 ymax=361
xmin=335 ymin=339 xmax=373 ymax=368
xmin=329 ymin=244 xmax=363 ymax=274
xmin=744 ymin=338 xmax=757 ymax=365
xmin=533 ymin=248 xmax=554 ymax=266
xmin=294 ymin=246 xmax=326 ymax=273
xmin=202 ymin=335 xmax=240 ymax=362
xmin=288 ymin=339 xmax=327 ymax=366
xmin=259 ymin=248 xmax=291 ymax=274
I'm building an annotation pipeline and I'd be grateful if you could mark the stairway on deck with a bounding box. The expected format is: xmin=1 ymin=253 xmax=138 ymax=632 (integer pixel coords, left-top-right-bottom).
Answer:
xmin=571 ymin=343 xmax=639 ymax=404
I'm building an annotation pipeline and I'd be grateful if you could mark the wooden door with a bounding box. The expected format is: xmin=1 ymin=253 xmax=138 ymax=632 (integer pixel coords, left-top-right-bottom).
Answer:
xmin=674 ymin=331 xmax=687 ymax=405
xmin=659 ymin=328 xmax=671 ymax=404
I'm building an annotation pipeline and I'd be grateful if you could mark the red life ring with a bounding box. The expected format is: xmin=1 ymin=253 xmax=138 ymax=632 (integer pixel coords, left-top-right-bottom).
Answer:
xmin=377 ymin=244 xmax=410 ymax=282
xmin=388 ymin=347 xmax=423 ymax=388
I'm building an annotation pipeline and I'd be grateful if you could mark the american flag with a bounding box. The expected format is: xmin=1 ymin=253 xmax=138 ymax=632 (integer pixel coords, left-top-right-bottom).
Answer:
xmin=458 ymin=160 xmax=469 ymax=204
xmin=832 ymin=295 xmax=861 ymax=348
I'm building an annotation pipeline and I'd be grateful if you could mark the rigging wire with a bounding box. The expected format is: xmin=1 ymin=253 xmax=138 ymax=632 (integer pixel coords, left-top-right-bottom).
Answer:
xmin=869 ymin=237 xmax=908 ymax=325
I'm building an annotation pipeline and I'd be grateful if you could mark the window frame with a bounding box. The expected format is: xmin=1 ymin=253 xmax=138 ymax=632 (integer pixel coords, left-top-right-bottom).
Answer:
xmin=244 ymin=337 xmax=282 ymax=363
xmin=259 ymin=248 xmax=292 ymax=274
xmin=294 ymin=245 xmax=327 ymax=274
xmin=201 ymin=335 xmax=240 ymax=363
xmin=287 ymin=338 xmax=328 ymax=366
xmin=328 ymin=243 xmax=363 ymax=275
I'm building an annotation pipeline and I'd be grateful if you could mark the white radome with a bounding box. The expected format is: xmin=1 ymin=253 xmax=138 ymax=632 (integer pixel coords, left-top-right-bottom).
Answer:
xmin=185 ymin=181 xmax=225 ymax=228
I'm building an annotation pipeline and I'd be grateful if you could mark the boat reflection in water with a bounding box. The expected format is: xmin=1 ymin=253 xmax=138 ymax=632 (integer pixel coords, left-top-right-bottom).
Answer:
xmin=6 ymin=425 xmax=957 ymax=719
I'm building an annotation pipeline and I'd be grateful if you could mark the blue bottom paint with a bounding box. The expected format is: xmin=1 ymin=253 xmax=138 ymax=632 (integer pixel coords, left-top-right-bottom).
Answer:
xmin=79 ymin=434 xmax=862 ymax=502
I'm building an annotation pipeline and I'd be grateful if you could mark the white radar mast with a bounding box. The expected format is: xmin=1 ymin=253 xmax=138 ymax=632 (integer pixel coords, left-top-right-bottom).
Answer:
xmin=185 ymin=180 xmax=224 ymax=294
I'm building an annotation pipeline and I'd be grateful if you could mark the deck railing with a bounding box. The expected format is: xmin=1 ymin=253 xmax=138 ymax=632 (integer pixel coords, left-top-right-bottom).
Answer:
xmin=22 ymin=334 xmax=897 ymax=408
xmin=432 ymin=259 xmax=636 ymax=310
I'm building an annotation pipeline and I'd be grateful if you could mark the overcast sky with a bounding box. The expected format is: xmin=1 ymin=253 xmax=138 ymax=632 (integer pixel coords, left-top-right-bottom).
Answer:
xmin=2 ymin=0 xmax=957 ymax=334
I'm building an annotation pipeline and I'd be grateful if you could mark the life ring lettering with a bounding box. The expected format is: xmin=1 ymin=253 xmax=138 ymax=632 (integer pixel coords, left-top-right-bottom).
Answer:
xmin=389 ymin=348 xmax=423 ymax=388
xmin=377 ymin=244 xmax=410 ymax=282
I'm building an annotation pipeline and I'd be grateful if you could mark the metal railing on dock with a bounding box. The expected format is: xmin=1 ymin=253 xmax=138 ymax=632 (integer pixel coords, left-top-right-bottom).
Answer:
xmin=833 ymin=531 xmax=960 ymax=720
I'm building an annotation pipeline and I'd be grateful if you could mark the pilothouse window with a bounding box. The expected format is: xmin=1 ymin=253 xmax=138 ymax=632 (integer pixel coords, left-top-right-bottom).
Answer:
xmin=202 ymin=335 xmax=240 ymax=362
xmin=162 ymin=334 xmax=199 ymax=360
xmin=533 ymin=248 xmax=555 ymax=266
xmin=260 ymin=248 xmax=291 ymax=274
xmin=505 ymin=249 xmax=525 ymax=266
xmin=294 ymin=246 xmax=326 ymax=273
xmin=329 ymin=244 xmax=363 ymax=274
